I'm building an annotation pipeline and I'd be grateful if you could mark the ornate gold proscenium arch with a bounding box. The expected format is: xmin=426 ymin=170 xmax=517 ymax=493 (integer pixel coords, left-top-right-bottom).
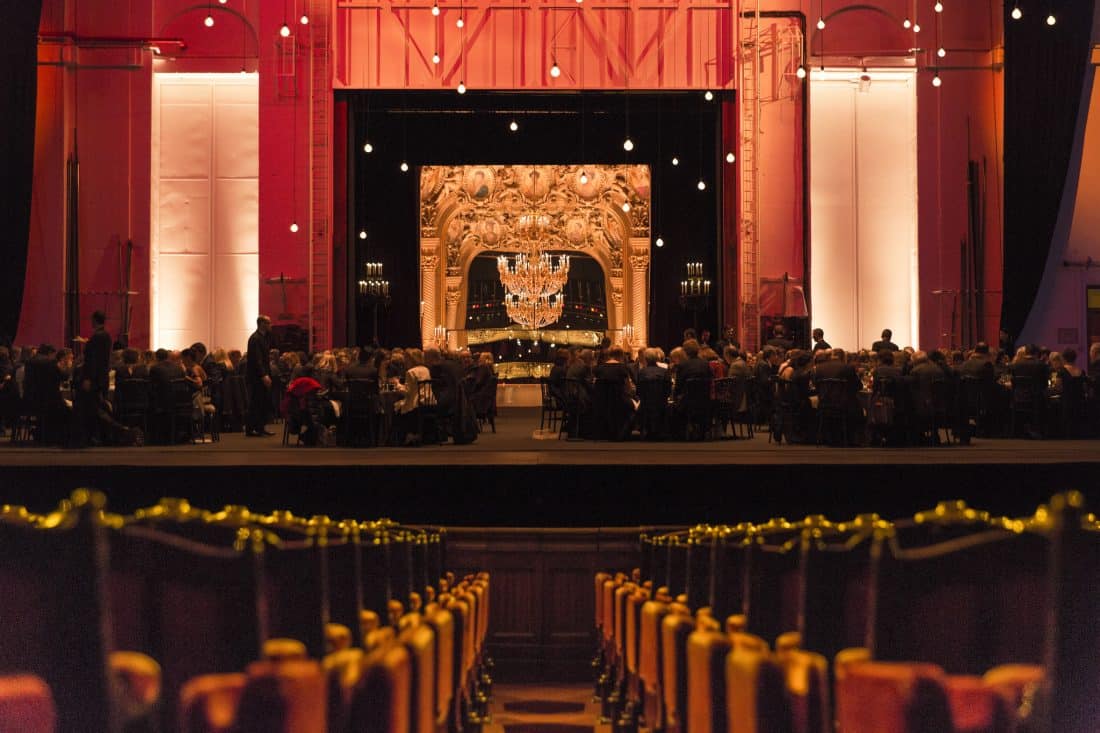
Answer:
xmin=419 ymin=164 xmax=652 ymax=349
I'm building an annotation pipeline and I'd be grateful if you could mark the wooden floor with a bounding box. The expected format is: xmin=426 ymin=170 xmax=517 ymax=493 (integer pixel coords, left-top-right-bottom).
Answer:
xmin=486 ymin=683 xmax=600 ymax=733
xmin=4 ymin=407 xmax=1099 ymax=468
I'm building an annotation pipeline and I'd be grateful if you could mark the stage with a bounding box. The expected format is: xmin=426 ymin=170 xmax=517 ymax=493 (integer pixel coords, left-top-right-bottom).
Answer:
xmin=3 ymin=407 xmax=1098 ymax=526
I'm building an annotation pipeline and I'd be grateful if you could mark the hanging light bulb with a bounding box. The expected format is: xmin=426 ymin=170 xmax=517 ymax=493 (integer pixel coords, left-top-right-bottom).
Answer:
xmin=913 ymin=22 xmax=921 ymax=32
xmin=363 ymin=141 xmax=373 ymax=153
xmin=300 ymin=14 xmax=309 ymax=24
xmin=359 ymin=231 xmax=368 ymax=240
xmin=937 ymin=47 xmax=946 ymax=58
xmin=725 ymin=152 xmax=735 ymax=163
xmin=218 ymin=0 xmax=227 ymax=3
xmin=817 ymin=16 xmax=826 ymax=29
xmin=671 ymin=156 xmax=679 ymax=166
xmin=289 ymin=222 xmax=299 ymax=233
xmin=1046 ymin=13 xmax=1056 ymax=25
xmin=432 ymin=52 xmax=440 ymax=64
xmin=622 ymin=202 xmax=631 ymax=213
xmin=550 ymin=62 xmax=561 ymax=78
xmin=1011 ymin=5 xmax=1022 ymax=20
xmin=796 ymin=66 xmax=807 ymax=79
xmin=509 ymin=119 xmax=519 ymax=132
xmin=457 ymin=81 xmax=466 ymax=94
xmin=456 ymin=15 xmax=464 ymax=27
xmin=932 ymin=73 xmax=942 ymax=87
xmin=697 ymin=179 xmax=706 ymax=191
xmin=704 ymin=90 xmax=714 ymax=101
xmin=903 ymin=17 xmax=911 ymax=28
xmin=400 ymin=161 xmax=409 ymax=172
xmin=431 ymin=2 xmax=440 ymax=14
xmin=280 ymin=23 xmax=291 ymax=37
xmin=623 ymin=137 xmax=634 ymax=152
xmin=934 ymin=2 xmax=943 ymax=12
xmin=204 ymin=14 xmax=215 ymax=27
xmin=655 ymin=236 xmax=664 ymax=248
xmin=579 ymin=170 xmax=588 ymax=184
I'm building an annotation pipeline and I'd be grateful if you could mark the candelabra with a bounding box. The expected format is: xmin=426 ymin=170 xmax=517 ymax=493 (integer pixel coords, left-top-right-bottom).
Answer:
xmin=680 ymin=261 xmax=711 ymax=298
xmin=358 ymin=261 xmax=391 ymax=344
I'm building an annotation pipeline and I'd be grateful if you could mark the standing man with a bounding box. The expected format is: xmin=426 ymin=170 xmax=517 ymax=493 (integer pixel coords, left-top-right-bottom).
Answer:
xmin=811 ymin=328 xmax=831 ymax=352
xmin=73 ymin=311 xmax=113 ymax=445
xmin=246 ymin=315 xmax=275 ymax=436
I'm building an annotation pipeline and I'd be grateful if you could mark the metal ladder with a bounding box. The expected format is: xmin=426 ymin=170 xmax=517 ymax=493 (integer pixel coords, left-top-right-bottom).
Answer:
xmin=738 ymin=0 xmax=761 ymax=352
xmin=308 ymin=0 xmax=333 ymax=351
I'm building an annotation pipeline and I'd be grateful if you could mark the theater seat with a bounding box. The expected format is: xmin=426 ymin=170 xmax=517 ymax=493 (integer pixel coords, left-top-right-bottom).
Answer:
xmin=774 ymin=636 xmax=829 ymax=733
xmin=943 ymin=675 xmax=1014 ymax=733
xmin=423 ymin=606 xmax=456 ymax=727
xmin=401 ymin=623 xmax=437 ymax=733
xmin=834 ymin=659 xmax=954 ymax=733
xmin=351 ymin=641 xmax=412 ymax=733
xmin=323 ymin=648 xmax=365 ymax=733
xmin=262 ymin=638 xmax=309 ymax=663
xmin=661 ymin=605 xmax=695 ymax=733
xmin=178 ymin=673 xmax=246 ymax=733
xmin=981 ymin=664 xmax=1044 ymax=717
xmin=109 ymin=650 xmax=162 ymax=708
xmin=639 ymin=591 xmax=672 ymax=731
xmin=0 ymin=674 xmax=56 ymax=733
xmin=687 ymin=626 xmax=732 ymax=733
xmin=236 ymin=659 xmax=326 ymax=732
xmin=725 ymin=645 xmax=791 ymax=733
xmin=325 ymin=623 xmax=353 ymax=653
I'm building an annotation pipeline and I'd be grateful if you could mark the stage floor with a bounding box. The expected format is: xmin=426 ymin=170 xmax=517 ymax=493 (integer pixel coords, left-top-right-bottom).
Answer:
xmin=3 ymin=407 xmax=1099 ymax=468
xmin=4 ymin=407 xmax=1098 ymax=524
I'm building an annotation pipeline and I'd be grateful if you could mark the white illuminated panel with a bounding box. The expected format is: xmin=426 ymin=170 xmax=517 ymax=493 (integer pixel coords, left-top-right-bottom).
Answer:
xmin=810 ymin=69 xmax=919 ymax=350
xmin=151 ymin=73 xmax=258 ymax=351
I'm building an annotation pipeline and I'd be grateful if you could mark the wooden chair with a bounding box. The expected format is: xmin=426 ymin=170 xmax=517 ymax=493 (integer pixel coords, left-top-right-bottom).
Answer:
xmin=538 ymin=377 xmax=563 ymax=432
xmin=637 ymin=378 xmax=671 ymax=440
xmin=815 ymin=378 xmax=851 ymax=446
xmin=342 ymin=378 xmax=380 ymax=447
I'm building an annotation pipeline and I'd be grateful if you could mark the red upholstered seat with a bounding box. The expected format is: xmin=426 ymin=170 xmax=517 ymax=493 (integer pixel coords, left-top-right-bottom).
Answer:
xmin=835 ymin=659 xmax=954 ymax=733
xmin=687 ymin=627 xmax=733 ymax=733
xmin=351 ymin=639 xmax=412 ymax=733
xmin=236 ymin=659 xmax=326 ymax=732
xmin=943 ymin=675 xmax=1014 ymax=733
xmin=0 ymin=674 xmax=56 ymax=733
xmin=178 ymin=673 xmax=246 ymax=733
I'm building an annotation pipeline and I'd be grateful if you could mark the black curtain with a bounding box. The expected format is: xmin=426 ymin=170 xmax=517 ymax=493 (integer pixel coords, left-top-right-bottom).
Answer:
xmin=0 ymin=1 xmax=43 ymax=346
xmin=1001 ymin=1 xmax=1095 ymax=346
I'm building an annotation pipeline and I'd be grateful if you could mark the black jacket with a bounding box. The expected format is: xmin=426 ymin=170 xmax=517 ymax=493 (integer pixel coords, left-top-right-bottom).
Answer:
xmin=246 ymin=330 xmax=271 ymax=383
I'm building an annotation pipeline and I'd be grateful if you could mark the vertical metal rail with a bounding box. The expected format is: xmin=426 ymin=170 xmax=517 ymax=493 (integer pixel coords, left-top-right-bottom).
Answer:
xmin=309 ymin=0 xmax=333 ymax=350
xmin=738 ymin=1 xmax=761 ymax=351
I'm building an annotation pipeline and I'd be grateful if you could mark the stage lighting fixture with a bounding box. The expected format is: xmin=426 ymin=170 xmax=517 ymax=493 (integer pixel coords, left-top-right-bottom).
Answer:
xmin=655 ymin=237 xmax=664 ymax=248
xmin=1011 ymin=5 xmax=1022 ymax=19
xmin=204 ymin=14 xmax=215 ymax=27
xmin=817 ymin=17 xmax=825 ymax=29
xmin=400 ymin=161 xmax=410 ymax=172
xmin=280 ymin=24 xmax=291 ymax=37
xmin=697 ymin=180 xmax=706 ymax=191
xmin=457 ymin=81 xmax=467 ymax=94
xmin=725 ymin=152 xmax=735 ymax=163
xmin=289 ymin=222 xmax=299 ymax=233
xmin=796 ymin=66 xmax=807 ymax=79
xmin=623 ymin=137 xmax=634 ymax=152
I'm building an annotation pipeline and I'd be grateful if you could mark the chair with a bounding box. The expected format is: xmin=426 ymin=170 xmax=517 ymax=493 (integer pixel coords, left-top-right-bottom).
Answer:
xmin=343 ymin=378 xmax=380 ymax=447
xmin=637 ymin=378 xmax=671 ymax=440
xmin=712 ymin=378 xmax=737 ymax=439
xmin=558 ymin=378 xmax=590 ymax=440
xmin=957 ymin=376 xmax=990 ymax=440
xmin=1057 ymin=374 xmax=1087 ymax=438
xmin=416 ymin=378 xmax=443 ymax=445
xmin=539 ymin=378 xmax=564 ymax=432
xmin=474 ymin=375 xmax=498 ymax=433
xmin=0 ymin=674 xmax=56 ymax=733
xmin=113 ymin=378 xmax=151 ymax=437
xmin=178 ymin=673 xmax=247 ymax=733
xmin=911 ymin=377 xmax=954 ymax=445
xmin=676 ymin=377 xmax=713 ymax=441
xmin=1009 ymin=375 xmax=1047 ymax=439
xmin=771 ymin=380 xmax=807 ymax=445
xmin=592 ymin=377 xmax=633 ymax=441
xmin=169 ymin=378 xmax=200 ymax=444
xmin=815 ymin=378 xmax=851 ymax=446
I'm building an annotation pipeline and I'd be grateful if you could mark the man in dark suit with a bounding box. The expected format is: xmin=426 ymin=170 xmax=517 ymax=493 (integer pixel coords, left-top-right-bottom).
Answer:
xmin=425 ymin=347 xmax=466 ymax=432
xmin=723 ymin=346 xmax=753 ymax=379
xmin=813 ymin=349 xmax=864 ymax=436
xmin=958 ymin=343 xmax=995 ymax=381
xmin=344 ymin=347 xmax=378 ymax=381
xmin=871 ymin=329 xmax=900 ymax=352
xmin=245 ymin=315 xmax=275 ymax=436
xmin=673 ymin=339 xmax=712 ymax=398
xmin=811 ymin=328 xmax=831 ymax=352
xmin=765 ymin=324 xmax=794 ymax=352
xmin=636 ymin=348 xmax=670 ymax=384
xmin=24 ymin=344 xmax=69 ymax=444
xmin=83 ymin=311 xmax=112 ymax=399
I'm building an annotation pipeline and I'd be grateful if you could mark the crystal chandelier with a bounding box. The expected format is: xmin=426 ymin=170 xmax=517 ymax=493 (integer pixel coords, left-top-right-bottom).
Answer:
xmin=497 ymin=214 xmax=570 ymax=329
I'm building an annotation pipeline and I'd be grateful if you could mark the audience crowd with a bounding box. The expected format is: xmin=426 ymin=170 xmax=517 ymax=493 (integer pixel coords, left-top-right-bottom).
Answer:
xmin=2 ymin=316 xmax=1098 ymax=448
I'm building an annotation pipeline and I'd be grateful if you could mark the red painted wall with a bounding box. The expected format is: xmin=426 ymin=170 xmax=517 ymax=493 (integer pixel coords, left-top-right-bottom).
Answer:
xmin=19 ymin=0 xmax=1004 ymax=352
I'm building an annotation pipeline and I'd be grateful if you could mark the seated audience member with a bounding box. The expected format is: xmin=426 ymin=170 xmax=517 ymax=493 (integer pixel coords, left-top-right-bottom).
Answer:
xmin=813 ymin=348 xmax=865 ymax=443
xmin=114 ymin=349 xmax=148 ymax=383
xmin=959 ymin=343 xmax=995 ymax=381
xmin=811 ymin=328 xmax=831 ymax=352
xmin=775 ymin=349 xmax=813 ymax=442
xmin=23 ymin=344 xmax=71 ymax=444
xmin=723 ymin=346 xmax=753 ymax=380
xmin=701 ymin=346 xmax=725 ymax=379
xmin=872 ymin=349 xmax=905 ymax=383
xmin=566 ymin=349 xmax=596 ymax=383
xmin=1010 ymin=343 xmax=1051 ymax=383
xmin=465 ymin=352 xmax=497 ymax=417
xmin=871 ymin=328 xmax=900 ymax=352
xmin=1088 ymin=342 xmax=1100 ymax=376
xmin=393 ymin=348 xmax=433 ymax=445
xmin=674 ymin=339 xmax=712 ymax=399
xmin=282 ymin=368 xmax=328 ymax=446
xmin=344 ymin=347 xmax=378 ymax=381
xmin=547 ymin=348 xmax=570 ymax=404
xmin=424 ymin=348 xmax=465 ymax=433
xmin=1059 ymin=347 xmax=1083 ymax=378
xmin=228 ymin=349 xmax=244 ymax=375
xmin=637 ymin=348 xmax=670 ymax=383
xmin=593 ymin=345 xmax=636 ymax=439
